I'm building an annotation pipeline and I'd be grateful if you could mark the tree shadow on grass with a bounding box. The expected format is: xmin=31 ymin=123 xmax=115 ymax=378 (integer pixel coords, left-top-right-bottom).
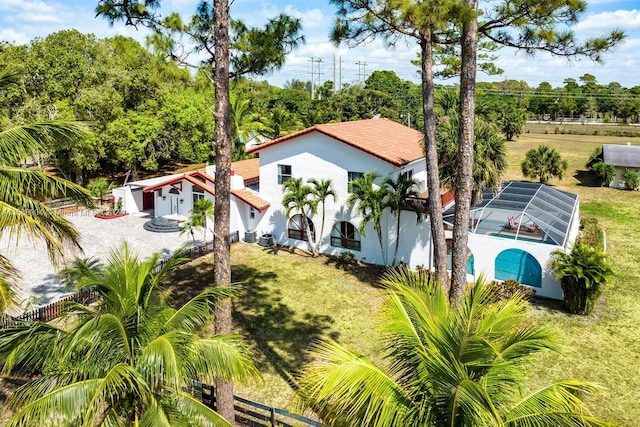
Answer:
xmin=574 ymin=170 xmax=601 ymax=187
xmin=165 ymin=257 xmax=216 ymax=309
xmin=232 ymin=264 xmax=338 ymax=391
xmin=323 ymin=256 xmax=387 ymax=289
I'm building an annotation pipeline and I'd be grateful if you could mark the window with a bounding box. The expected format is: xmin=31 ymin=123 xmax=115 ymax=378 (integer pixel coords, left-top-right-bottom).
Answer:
xmin=288 ymin=214 xmax=315 ymax=241
xmin=401 ymin=169 xmax=413 ymax=180
xmin=347 ymin=171 xmax=364 ymax=192
xmin=192 ymin=186 xmax=204 ymax=204
xmin=278 ymin=164 xmax=292 ymax=185
xmin=331 ymin=221 xmax=361 ymax=251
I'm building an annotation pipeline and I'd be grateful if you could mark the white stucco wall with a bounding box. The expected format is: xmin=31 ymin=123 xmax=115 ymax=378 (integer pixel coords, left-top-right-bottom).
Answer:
xmin=254 ymin=131 xmax=412 ymax=266
xmin=467 ymin=233 xmax=563 ymax=300
xmin=112 ymin=186 xmax=140 ymax=214
xmin=610 ymin=166 xmax=640 ymax=189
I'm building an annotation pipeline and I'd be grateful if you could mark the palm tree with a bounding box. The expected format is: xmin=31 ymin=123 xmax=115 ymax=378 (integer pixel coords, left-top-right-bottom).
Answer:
xmin=230 ymin=94 xmax=267 ymax=160
xmin=550 ymin=243 xmax=616 ymax=315
xmin=521 ymin=145 xmax=569 ymax=184
xmin=437 ymin=114 xmax=506 ymax=205
xmin=192 ymin=198 xmax=215 ymax=241
xmin=0 ymin=243 xmax=258 ymax=426
xmin=0 ymin=65 xmax=93 ymax=311
xmin=296 ymin=267 xmax=609 ymax=427
xmin=282 ymin=177 xmax=317 ymax=255
xmin=260 ymin=104 xmax=303 ymax=140
xmin=308 ymin=178 xmax=336 ymax=254
xmin=347 ymin=172 xmax=389 ymax=265
xmin=383 ymin=175 xmax=422 ymax=266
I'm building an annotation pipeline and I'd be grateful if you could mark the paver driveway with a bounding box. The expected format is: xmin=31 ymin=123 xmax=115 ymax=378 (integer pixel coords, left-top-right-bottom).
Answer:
xmin=2 ymin=211 xmax=195 ymax=308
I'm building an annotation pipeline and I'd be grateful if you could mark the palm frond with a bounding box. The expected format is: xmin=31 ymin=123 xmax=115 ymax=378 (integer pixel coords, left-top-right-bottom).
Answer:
xmin=188 ymin=335 xmax=259 ymax=384
xmin=503 ymin=381 xmax=612 ymax=427
xmin=162 ymin=285 xmax=238 ymax=332
xmin=0 ymin=121 xmax=90 ymax=166
xmin=296 ymin=339 xmax=412 ymax=427
xmin=175 ymin=391 xmax=232 ymax=427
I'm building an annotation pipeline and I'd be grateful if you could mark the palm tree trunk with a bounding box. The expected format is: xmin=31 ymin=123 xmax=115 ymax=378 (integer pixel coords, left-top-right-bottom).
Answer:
xmin=450 ymin=0 xmax=478 ymax=305
xmin=377 ymin=229 xmax=386 ymax=265
xmin=303 ymin=212 xmax=316 ymax=256
xmin=212 ymin=0 xmax=235 ymax=423
xmin=316 ymin=206 xmax=326 ymax=254
xmin=420 ymin=35 xmax=448 ymax=288
xmin=392 ymin=213 xmax=401 ymax=265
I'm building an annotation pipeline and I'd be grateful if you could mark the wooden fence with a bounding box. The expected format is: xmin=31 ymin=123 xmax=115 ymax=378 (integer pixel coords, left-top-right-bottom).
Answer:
xmin=1 ymin=288 xmax=99 ymax=328
xmin=189 ymin=380 xmax=323 ymax=427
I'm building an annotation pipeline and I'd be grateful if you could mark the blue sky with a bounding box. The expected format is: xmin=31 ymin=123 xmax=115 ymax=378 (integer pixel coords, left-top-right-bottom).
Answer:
xmin=1 ymin=0 xmax=639 ymax=89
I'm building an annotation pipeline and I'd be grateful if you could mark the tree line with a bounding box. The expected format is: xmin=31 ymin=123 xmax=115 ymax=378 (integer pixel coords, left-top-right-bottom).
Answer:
xmin=1 ymin=30 xmax=638 ymax=189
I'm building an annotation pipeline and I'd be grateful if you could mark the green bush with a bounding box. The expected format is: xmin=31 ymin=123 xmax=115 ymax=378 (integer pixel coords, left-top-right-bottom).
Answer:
xmin=589 ymin=161 xmax=615 ymax=187
xmin=550 ymin=243 xmax=616 ymax=315
xmin=622 ymin=168 xmax=639 ymax=190
xmin=579 ymin=215 xmax=605 ymax=250
xmin=487 ymin=279 xmax=536 ymax=301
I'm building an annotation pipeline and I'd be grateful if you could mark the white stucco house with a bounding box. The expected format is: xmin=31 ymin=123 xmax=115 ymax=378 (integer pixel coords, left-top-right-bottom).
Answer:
xmin=115 ymin=118 xmax=581 ymax=299
xmin=112 ymin=158 xmax=270 ymax=234
xmin=602 ymin=143 xmax=640 ymax=188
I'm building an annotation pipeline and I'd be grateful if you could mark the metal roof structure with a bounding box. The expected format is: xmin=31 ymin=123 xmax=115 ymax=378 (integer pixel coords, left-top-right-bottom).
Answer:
xmin=444 ymin=181 xmax=579 ymax=247
xmin=602 ymin=143 xmax=640 ymax=168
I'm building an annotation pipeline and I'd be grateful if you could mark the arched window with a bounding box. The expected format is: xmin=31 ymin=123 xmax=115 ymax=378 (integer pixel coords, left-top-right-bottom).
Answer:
xmin=331 ymin=221 xmax=361 ymax=251
xmin=169 ymin=187 xmax=180 ymax=195
xmin=288 ymin=214 xmax=315 ymax=241
xmin=495 ymin=249 xmax=542 ymax=288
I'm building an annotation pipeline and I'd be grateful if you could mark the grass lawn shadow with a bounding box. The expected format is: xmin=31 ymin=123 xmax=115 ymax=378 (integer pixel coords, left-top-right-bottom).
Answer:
xmin=232 ymin=264 xmax=337 ymax=390
xmin=574 ymin=170 xmax=601 ymax=187
xmin=323 ymin=256 xmax=387 ymax=288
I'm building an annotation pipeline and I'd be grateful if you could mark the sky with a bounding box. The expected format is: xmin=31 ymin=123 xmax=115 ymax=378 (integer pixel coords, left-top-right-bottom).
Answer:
xmin=1 ymin=0 xmax=640 ymax=89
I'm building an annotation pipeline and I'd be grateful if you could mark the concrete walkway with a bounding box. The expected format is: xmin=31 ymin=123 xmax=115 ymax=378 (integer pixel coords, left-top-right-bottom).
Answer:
xmin=2 ymin=211 xmax=196 ymax=309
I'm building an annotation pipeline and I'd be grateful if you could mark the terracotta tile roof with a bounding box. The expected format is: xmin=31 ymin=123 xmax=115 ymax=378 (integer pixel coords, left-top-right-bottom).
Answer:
xmin=231 ymin=188 xmax=270 ymax=212
xmin=231 ymin=158 xmax=260 ymax=186
xmin=143 ymin=173 xmax=216 ymax=196
xmin=142 ymin=170 xmax=268 ymax=212
xmin=246 ymin=118 xmax=425 ymax=166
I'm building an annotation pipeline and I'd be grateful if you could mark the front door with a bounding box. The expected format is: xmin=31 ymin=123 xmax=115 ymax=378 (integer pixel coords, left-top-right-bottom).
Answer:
xmin=168 ymin=188 xmax=180 ymax=215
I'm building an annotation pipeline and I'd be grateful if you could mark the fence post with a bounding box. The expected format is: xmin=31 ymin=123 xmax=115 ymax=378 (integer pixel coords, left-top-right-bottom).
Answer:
xmin=270 ymin=406 xmax=276 ymax=426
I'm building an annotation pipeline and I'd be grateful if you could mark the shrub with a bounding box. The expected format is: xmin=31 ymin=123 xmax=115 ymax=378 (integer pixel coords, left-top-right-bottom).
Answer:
xmin=590 ymin=161 xmax=615 ymax=187
xmin=622 ymin=168 xmax=639 ymax=190
xmin=487 ymin=279 xmax=536 ymax=301
xmin=579 ymin=215 xmax=605 ymax=250
xmin=550 ymin=243 xmax=616 ymax=315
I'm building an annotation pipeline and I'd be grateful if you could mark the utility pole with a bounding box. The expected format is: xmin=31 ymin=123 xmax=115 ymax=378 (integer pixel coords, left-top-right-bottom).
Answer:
xmin=309 ymin=57 xmax=323 ymax=100
xmin=309 ymin=57 xmax=316 ymax=100
xmin=356 ymin=61 xmax=368 ymax=84
xmin=316 ymin=58 xmax=323 ymax=99
xmin=333 ymin=55 xmax=343 ymax=93
xmin=338 ymin=56 xmax=342 ymax=91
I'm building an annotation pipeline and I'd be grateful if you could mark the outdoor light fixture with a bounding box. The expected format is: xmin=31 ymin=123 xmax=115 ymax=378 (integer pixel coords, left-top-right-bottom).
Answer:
xmin=180 ymin=199 xmax=184 ymax=203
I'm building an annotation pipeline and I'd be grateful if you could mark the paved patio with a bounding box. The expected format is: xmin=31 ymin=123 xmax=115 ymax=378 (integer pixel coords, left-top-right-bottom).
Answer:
xmin=2 ymin=211 xmax=196 ymax=309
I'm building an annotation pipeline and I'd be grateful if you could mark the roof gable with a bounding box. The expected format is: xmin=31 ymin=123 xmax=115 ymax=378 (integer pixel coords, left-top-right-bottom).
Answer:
xmin=246 ymin=118 xmax=424 ymax=166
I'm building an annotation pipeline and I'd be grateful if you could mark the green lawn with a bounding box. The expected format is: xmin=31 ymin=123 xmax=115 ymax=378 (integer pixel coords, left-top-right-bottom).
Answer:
xmin=169 ymin=132 xmax=640 ymax=425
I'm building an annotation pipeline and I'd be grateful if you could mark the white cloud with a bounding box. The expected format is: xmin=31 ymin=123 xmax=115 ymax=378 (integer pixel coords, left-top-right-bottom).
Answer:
xmin=0 ymin=0 xmax=63 ymax=24
xmin=282 ymin=6 xmax=327 ymax=30
xmin=576 ymin=9 xmax=640 ymax=32
xmin=0 ymin=28 xmax=30 ymax=45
